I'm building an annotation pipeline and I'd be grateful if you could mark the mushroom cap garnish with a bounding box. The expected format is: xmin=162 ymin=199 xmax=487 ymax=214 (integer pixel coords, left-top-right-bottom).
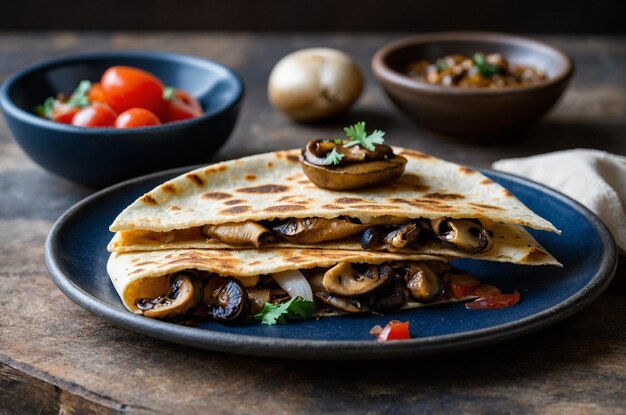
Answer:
xmin=403 ymin=263 xmax=443 ymax=303
xmin=431 ymin=218 xmax=494 ymax=253
xmin=137 ymin=273 xmax=202 ymax=320
xmin=202 ymin=220 xmax=271 ymax=248
xmin=304 ymin=139 xmax=394 ymax=164
xmin=300 ymin=140 xmax=407 ymax=191
xmin=273 ymin=217 xmax=366 ymax=244
xmin=323 ymin=262 xmax=394 ymax=297
xmin=315 ymin=291 xmax=363 ymax=313
xmin=368 ymin=276 xmax=407 ymax=313
xmin=203 ymin=276 xmax=249 ymax=323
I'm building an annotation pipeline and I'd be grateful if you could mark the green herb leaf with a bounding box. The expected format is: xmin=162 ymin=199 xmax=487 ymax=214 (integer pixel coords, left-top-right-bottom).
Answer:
xmin=472 ymin=53 xmax=501 ymax=78
xmin=343 ymin=121 xmax=385 ymax=151
xmin=163 ymin=86 xmax=175 ymax=101
xmin=333 ymin=138 xmax=343 ymax=145
xmin=254 ymin=296 xmax=315 ymax=325
xmin=67 ymin=80 xmax=92 ymax=108
xmin=33 ymin=96 xmax=55 ymax=118
xmin=322 ymin=148 xmax=344 ymax=166
xmin=435 ymin=58 xmax=448 ymax=71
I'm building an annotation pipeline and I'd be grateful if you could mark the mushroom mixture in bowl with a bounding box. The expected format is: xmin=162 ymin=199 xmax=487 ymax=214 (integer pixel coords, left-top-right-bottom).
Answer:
xmin=406 ymin=52 xmax=548 ymax=88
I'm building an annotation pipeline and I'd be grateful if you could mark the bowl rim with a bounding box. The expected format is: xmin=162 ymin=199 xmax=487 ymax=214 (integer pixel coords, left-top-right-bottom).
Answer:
xmin=371 ymin=31 xmax=574 ymax=96
xmin=0 ymin=50 xmax=245 ymax=135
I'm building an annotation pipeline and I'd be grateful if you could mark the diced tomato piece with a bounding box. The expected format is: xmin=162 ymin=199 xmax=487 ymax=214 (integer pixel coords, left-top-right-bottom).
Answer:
xmin=465 ymin=291 xmax=520 ymax=310
xmin=447 ymin=272 xmax=481 ymax=299
xmin=471 ymin=284 xmax=501 ymax=298
xmin=375 ymin=320 xmax=411 ymax=342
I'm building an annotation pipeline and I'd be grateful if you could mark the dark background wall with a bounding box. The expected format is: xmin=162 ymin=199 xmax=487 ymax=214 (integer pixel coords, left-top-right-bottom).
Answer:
xmin=2 ymin=0 xmax=624 ymax=33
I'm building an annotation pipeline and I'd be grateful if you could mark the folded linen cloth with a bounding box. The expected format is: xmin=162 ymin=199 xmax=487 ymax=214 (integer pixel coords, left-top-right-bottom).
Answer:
xmin=493 ymin=149 xmax=626 ymax=253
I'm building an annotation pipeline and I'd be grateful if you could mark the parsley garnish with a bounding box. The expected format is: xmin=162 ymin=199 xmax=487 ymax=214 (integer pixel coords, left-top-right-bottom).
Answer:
xmin=472 ymin=53 xmax=501 ymax=78
xmin=34 ymin=80 xmax=91 ymax=119
xmin=33 ymin=96 xmax=55 ymax=118
xmin=163 ymin=86 xmax=175 ymax=101
xmin=435 ymin=58 xmax=449 ymax=71
xmin=322 ymin=148 xmax=345 ymax=166
xmin=254 ymin=296 xmax=315 ymax=325
xmin=66 ymin=80 xmax=92 ymax=108
xmin=343 ymin=121 xmax=385 ymax=151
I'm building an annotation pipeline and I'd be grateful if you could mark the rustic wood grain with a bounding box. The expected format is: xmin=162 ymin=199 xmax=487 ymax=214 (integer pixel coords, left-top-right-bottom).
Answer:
xmin=0 ymin=32 xmax=625 ymax=414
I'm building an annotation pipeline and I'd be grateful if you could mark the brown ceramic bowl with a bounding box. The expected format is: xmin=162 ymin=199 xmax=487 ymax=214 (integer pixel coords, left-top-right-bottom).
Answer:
xmin=372 ymin=32 xmax=574 ymax=138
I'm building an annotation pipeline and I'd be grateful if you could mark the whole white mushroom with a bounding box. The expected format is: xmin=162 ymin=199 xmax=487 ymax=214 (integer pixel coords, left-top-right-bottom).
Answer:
xmin=268 ymin=48 xmax=364 ymax=122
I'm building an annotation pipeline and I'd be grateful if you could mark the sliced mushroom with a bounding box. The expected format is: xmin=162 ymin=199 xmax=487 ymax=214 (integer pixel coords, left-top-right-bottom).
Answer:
xmin=323 ymin=262 xmax=394 ymax=297
xmin=403 ymin=262 xmax=443 ymax=303
xmin=382 ymin=222 xmax=424 ymax=250
xmin=247 ymin=288 xmax=271 ymax=315
xmin=273 ymin=217 xmax=366 ymax=244
xmin=431 ymin=218 xmax=494 ymax=253
xmin=202 ymin=220 xmax=271 ymax=247
xmin=300 ymin=141 xmax=407 ymax=191
xmin=360 ymin=226 xmax=383 ymax=249
xmin=368 ymin=276 xmax=406 ymax=313
xmin=315 ymin=291 xmax=363 ymax=313
xmin=137 ymin=273 xmax=202 ymax=320
xmin=203 ymin=276 xmax=249 ymax=323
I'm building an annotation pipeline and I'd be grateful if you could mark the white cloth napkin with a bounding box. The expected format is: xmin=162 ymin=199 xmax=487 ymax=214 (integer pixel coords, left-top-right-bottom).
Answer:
xmin=493 ymin=149 xmax=626 ymax=253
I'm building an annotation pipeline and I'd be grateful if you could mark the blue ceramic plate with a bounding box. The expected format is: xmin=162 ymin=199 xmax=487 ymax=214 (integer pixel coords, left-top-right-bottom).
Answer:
xmin=45 ymin=167 xmax=617 ymax=359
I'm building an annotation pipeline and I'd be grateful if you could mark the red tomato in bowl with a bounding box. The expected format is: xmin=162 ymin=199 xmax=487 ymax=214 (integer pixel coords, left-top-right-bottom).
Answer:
xmin=114 ymin=108 xmax=161 ymax=129
xmin=163 ymin=88 xmax=203 ymax=122
xmin=88 ymin=82 xmax=106 ymax=103
xmin=100 ymin=66 xmax=166 ymax=118
xmin=71 ymin=103 xmax=117 ymax=127
xmin=50 ymin=101 xmax=81 ymax=124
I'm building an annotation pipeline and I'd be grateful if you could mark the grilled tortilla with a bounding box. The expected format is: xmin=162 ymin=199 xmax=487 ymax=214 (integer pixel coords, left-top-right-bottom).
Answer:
xmin=108 ymin=148 xmax=559 ymax=265
xmin=107 ymin=248 xmax=480 ymax=319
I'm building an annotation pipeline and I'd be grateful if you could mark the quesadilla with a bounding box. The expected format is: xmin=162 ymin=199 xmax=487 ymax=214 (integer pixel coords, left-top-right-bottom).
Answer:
xmin=108 ymin=148 xmax=560 ymax=266
xmin=107 ymin=248 xmax=496 ymax=322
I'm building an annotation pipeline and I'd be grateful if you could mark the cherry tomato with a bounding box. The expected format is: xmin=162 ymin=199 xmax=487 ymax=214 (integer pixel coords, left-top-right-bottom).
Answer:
xmin=114 ymin=108 xmax=161 ymax=129
xmin=446 ymin=272 xmax=481 ymax=299
xmin=88 ymin=82 xmax=106 ymax=103
xmin=50 ymin=101 xmax=81 ymax=124
xmin=71 ymin=103 xmax=117 ymax=128
xmin=374 ymin=320 xmax=411 ymax=342
xmin=100 ymin=66 xmax=166 ymax=117
xmin=163 ymin=88 xmax=203 ymax=122
xmin=465 ymin=291 xmax=520 ymax=310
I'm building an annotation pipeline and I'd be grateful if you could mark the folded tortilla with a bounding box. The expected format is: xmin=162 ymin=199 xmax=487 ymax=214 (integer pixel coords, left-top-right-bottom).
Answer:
xmin=107 ymin=248 xmax=475 ymax=316
xmin=108 ymin=148 xmax=559 ymax=265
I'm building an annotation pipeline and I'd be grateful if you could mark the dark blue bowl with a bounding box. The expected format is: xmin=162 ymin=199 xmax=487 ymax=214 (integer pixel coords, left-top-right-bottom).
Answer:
xmin=0 ymin=51 xmax=244 ymax=188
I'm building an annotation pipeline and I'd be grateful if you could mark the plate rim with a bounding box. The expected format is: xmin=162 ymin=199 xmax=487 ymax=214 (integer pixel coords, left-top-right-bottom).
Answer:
xmin=44 ymin=165 xmax=618 ymax=360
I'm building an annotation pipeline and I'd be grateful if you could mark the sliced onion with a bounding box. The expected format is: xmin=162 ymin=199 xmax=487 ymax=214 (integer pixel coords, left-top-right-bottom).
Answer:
xmin=271 ymin=270 xmax=313 ymax=301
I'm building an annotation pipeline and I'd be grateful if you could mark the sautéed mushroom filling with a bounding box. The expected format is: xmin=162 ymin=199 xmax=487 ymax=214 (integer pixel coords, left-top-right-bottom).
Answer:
xmin=133 ymin=261 xmax=482 ymax=322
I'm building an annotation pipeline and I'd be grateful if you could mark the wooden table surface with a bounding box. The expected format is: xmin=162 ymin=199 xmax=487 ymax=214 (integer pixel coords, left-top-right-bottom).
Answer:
xmin=1 ymin=32 xmax=625 ymax=414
